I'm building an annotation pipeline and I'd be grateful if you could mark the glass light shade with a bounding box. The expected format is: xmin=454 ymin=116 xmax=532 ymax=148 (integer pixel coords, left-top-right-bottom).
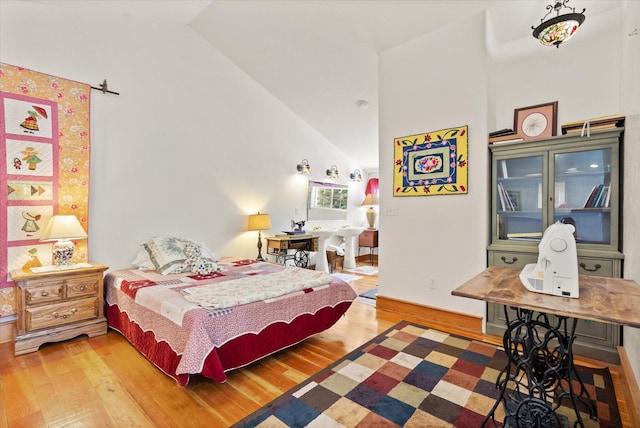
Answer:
xmin=40 ymin=215 xmax=88 ymax=266
xmin=533 ymin=13 xmax=585 ymax=47
xmin=297 ymin=159 xmax=311 ymax=174
xmin=248 ymin=213 xmax=272 ymax=231
xmin=326 ymin=165 xmax=339 ymax=179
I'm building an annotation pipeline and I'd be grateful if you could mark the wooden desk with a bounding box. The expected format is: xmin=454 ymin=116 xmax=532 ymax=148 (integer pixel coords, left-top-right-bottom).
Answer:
xmin=266 ymin=235 xmax=318 ymax=268
xmin=453 ymin=266 xmax=640 ymax=328
xmin=452 ymin=266 xmax=640 ymax=427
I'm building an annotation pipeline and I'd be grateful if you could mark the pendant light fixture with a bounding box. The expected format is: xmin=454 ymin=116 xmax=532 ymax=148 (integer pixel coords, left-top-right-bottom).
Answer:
xmin=532 ymin=0 xmax=586 ymax=48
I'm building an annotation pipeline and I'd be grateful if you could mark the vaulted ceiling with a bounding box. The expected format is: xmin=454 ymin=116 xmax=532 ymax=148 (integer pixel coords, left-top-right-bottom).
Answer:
xmin=26 ymin=0 xmax=621 ymax=171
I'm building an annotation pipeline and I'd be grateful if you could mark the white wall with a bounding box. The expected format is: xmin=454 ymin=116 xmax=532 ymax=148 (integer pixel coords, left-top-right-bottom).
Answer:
xmin=0 ymin=1 xmax=367 ymax=271
xmin=378 ymin=12 xmax=489 ymax=317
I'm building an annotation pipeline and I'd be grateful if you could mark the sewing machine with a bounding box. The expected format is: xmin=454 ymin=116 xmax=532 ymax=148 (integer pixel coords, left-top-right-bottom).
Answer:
xmin=519 ymin=222 xmax=579 ymax=298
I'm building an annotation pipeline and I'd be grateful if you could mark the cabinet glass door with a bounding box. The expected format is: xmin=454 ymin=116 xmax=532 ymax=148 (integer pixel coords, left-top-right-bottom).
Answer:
xmin=553 ymin=148 xmax=612 ymax=245
xmin=496 ymin=155 xmax=544 ymax=241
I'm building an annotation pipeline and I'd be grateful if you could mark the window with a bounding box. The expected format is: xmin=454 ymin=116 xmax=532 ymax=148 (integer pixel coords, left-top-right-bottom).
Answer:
xmin=315 ymin=187 xmax=348 ymax=210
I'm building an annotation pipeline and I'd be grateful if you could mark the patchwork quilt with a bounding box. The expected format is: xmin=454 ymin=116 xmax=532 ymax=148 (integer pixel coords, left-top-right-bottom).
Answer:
xmin=105 ymin=257 xmax=356 ymax=385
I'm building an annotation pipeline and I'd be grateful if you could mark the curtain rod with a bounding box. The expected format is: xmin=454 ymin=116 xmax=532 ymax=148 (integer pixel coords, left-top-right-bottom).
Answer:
xmin=90 ymin=79 xmax=120 ymax=95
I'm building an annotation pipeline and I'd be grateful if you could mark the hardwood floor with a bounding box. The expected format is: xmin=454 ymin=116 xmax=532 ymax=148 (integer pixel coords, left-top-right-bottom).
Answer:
xmin=0 ymin=261 xmax=634 ymax=427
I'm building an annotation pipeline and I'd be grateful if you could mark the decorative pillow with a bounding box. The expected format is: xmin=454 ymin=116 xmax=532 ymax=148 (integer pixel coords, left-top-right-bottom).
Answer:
xmin=142 ymin=237 xmax=218 ymax=275
xmin=183 ymin=242 xmax=218 ymax=275
xmin=143 ymin=237 xmax=187 ymax=275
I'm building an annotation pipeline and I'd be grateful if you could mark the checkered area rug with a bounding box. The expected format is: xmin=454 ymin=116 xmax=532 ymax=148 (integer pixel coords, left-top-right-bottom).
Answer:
xmin=233 ymin=321 xmax=620 ymax=427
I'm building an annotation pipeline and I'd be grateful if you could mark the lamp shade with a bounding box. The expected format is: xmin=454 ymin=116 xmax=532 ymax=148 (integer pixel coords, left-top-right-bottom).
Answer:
xmin=40 ymin=215 xmax=87 ymax=241
xmin=533 ymin=15 xmax=584 ymax=47
xmin=531 ymin=1 xmax=586 ymax=48
xmin=248 ymin=213 xmax=272 ymax=231
xmin=361 ymin=193 xmax=379 ymax=207
xmin=365 ymin=178 xmax=379 ymax=196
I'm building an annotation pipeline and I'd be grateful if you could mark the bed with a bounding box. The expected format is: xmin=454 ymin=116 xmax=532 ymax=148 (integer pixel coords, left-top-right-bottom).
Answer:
xmin=105 ymin=248 xmax=356 ymax=386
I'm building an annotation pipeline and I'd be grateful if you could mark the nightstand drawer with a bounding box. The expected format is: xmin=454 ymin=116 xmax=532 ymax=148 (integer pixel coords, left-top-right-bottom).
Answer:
xmin=26 ymin=297 xmax=99 ymax=332
xmin=67 ymin=274 xmax=99 ymax=298
xmin=25 ymin=280 xmax=65 ymax=305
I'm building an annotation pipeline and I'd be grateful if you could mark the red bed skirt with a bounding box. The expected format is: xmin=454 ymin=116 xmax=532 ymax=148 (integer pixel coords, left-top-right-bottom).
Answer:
xmin=106 ymin=301 xmax=353 ymax=386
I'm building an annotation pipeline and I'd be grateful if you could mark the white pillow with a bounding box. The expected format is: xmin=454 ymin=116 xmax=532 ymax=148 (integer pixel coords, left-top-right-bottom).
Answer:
xmin=131 ymin=247 xmax=155 ymax=270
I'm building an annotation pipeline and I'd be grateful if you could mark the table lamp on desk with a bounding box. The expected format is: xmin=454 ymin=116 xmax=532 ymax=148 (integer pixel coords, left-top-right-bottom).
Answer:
xmin=248 ymin=212 xmax=271 ymax=261
xmin=40 ymin=215 xmax=88 ymax=266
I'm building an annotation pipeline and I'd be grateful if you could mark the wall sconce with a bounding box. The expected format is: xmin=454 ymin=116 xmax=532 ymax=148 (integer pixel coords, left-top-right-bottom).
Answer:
xmin=326 ymin=165 xmax=339 ymax=179
xmin=40 ymin=215 xmax=88 ymax=266
xmin=350 ymin=169 xmax=362 ymax=182
xmin=532 ymin=0 xmax=586 ymax=48
xmin=296 ymin=159 xmax=311 ymax=174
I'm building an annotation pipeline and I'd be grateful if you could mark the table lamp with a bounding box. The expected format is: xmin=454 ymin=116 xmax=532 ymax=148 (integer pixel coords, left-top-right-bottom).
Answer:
xmin=40 ymin=215 xmax=88 ymax=266
xmin=248 ymin=212 xmax=271 ymax=261
xmin=361 ymin=193 xmax=379 ymax=229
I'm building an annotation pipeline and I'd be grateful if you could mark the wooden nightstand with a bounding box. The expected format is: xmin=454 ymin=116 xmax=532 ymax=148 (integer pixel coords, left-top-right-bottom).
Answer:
xmin=10 ymin=262 xmax=109 ymax=355
xmin=358 ymin=229 xmax=378 ymax=265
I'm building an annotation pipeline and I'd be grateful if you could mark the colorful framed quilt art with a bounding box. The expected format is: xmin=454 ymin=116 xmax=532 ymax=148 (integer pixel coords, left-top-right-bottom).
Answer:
xmin=0 ymin=63 xmax=91 ymax=318
xmin=393 ymin=125 xmax=468 ymax=196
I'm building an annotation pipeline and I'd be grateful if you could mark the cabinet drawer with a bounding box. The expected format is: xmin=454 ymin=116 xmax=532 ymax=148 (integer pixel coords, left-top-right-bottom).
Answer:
xmin=24 ymin=280 xmax=65 ymax=305
xmin=577 ymin=258 xmax=613 ymax=277
xmin=26 ymin=297 xmax=98 ymax=332
xmin=67 ymin=274 xmax=99 ymax=298
xmin=359 ymin=230 xmax=378 ymax=247
xmin=490 ymin=251 xmax=538 ymax=269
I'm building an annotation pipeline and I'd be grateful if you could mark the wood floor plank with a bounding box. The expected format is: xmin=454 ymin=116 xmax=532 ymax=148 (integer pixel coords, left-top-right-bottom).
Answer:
xmin=0 ymin=383 xmax=7 ymax=428
xmin=2 ymin=366 xmax=42 ymax=425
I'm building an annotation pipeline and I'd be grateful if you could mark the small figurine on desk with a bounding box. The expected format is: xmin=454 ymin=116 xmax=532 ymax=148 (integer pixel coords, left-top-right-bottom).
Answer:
xmin=291 ymin=220 xmax=306 ymax=233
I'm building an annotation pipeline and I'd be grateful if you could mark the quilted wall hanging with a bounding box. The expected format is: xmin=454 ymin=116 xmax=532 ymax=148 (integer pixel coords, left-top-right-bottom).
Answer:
xmin=393 ymin=125 xmax=468 ymax=197
xmin=0 ymin=63 xmax=91 ymax=318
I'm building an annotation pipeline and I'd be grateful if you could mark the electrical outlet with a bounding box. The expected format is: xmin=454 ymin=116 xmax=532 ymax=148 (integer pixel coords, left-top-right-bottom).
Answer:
xmin=295 ymin=207 xmax=300 ymax=215
xmin=429 ymin=278 xmax=437 ymax=289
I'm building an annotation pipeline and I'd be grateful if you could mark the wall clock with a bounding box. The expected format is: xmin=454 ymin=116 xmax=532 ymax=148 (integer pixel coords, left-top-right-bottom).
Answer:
xmin=514 ymin=101 xmax=558 ymax=141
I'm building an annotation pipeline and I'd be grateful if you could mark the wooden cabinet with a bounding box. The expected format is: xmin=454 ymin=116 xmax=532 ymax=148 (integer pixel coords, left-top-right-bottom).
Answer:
xmin=11 ymin=263 xmax=109 ymax=355
xmin=359 ymin=229 xmax=378 ymax=265
xmin=487 ymin=128 xmax=624 ymax=363
xmin=359 ymin=229 xmax=378 ymax=247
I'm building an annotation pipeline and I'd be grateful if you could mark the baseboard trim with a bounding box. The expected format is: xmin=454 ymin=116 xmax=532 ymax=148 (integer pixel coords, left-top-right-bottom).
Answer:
xmin=618 ymin=346 xmax=640 ymax=427
xmin=376 ymin=295 xmax=483 ymax=338
xmin=0 ymin=318 xmax=16 ymax=344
